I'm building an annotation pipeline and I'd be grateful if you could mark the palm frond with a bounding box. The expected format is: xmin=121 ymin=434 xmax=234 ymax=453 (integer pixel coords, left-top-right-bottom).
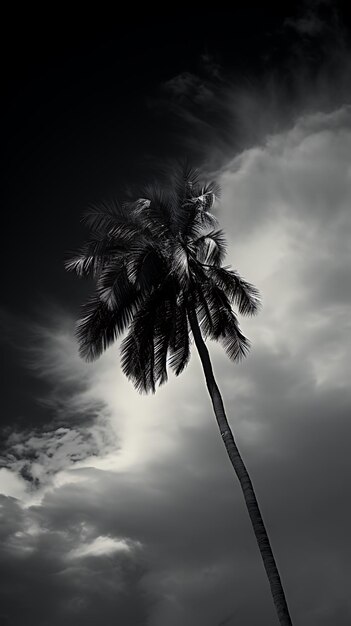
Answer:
xmin=153 ymin=328 xmax=169 ymax=387
xmin=96 ymin=264 xmax=131 ymax=310
xmin=185 ymin=208 xmax=218 ymax=240
xmin=65 ymin=249 xmax=96 ymax=277
xmin=194 ymin=207 xmax=218 ymax=227
xmin=153 ymin=296 xmax=177 ymax=386
xmin=192 ymin=229 xmax=227 ymax=266
xmin=173 ymin=162 xmax=201 ymax=202
xmin=202 ymin=284 xmax=231 ymax=339
xmin=81 ymin=199 xmax=131 ymax=233
xmin=193 ymin=285 xmax=214 ymax=338
xmin=134 ymin=247 xmax=167 ymax=292
xmin=209 ymin=267 xmax=261 ymax=315
xmin=137 ymin=184 xmax=175 ymax=237
xmin=170 ymin=163 xmax=202 ymax=236
xmin=200 ymin=180 xmax=221 ymax=203
xmin=124 ymin=244 xmax=166 ymax=291
xmin=76 ymin=289 xmax=140 ymax=361
xmin=184 ymin=181 xmax=220 ymax=212
xmin=168 ymin=297 xmax=191 ymax=376
xmin=65 ymin=216 xmax=148 ymax=280
xmin=120 ymin=328 xmax=155 ymax=393
xmin=107 ymin=221 xmax=148 ymax=247
xmin=199 ymin=283 xmax=251 ymax=361
xmin=219 ymin=311 xmax=251 ymax=361
xmin=170 ymin=241 xmax=190 ymax=287
xmin=64 ymin=235 xmax=123 ymax=278
xmin=120 ymin=284 xmax=175 ymax=393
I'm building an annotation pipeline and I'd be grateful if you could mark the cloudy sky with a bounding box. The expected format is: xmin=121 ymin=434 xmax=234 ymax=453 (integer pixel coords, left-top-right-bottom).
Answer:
xmin=1 ymin=3 xmax=351 ymax=625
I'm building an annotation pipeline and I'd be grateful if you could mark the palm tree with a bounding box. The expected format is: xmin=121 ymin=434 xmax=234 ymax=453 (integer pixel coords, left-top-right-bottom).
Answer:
xmin=65 ymin=165 xmax=293 ymax=625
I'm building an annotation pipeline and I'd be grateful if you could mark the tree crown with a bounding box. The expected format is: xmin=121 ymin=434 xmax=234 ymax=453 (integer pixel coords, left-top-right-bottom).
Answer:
xmin=66 ymin=165 xmax=261 ymax=393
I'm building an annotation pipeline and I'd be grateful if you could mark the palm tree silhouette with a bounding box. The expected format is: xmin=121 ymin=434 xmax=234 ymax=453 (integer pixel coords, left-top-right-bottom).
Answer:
xmin=66 ymin=164 xmax=292 ymax=625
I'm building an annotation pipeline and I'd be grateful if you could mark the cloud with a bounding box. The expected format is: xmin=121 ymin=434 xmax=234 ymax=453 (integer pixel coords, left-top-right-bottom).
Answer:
xmin=218 ymin=106 xmax=351 ymax=371
xmin=0 ymin=494 xmax=151 ymax=626
xmin=0 ymin=469 xmax=27 ymax=500
xmin=163 ymin=72 xmax=215 ymax=105
xmin=285 ymin=0 xmax=341 ymax=38
xmin=2 ymin=73 xmax=351 ymax=626
xmin=68 ymin=534 xmax=140 ymax=559
xmin=149 ymin=3 xmax=351 ymax=177
xmin=0 ymin=315 xmax=120 ymax=503
xmin=285 ymin=2 xmax=329 ymax=37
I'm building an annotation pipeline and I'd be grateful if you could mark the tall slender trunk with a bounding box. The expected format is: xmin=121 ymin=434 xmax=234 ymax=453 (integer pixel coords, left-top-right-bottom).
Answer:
xmin=187 ymin=306 xmax=293 ymax=626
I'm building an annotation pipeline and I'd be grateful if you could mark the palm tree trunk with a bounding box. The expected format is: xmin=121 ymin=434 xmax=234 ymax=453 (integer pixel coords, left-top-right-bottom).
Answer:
xmin=187 ymin=306 xmax=293 ymax=626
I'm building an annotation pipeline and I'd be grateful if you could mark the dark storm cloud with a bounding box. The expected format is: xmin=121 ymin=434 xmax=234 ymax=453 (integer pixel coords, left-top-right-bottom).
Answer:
xmin=1 ymin=339 xmax=350 ymax=625
xmin=284 ymin=0 xmax=334 ymax=36
xmin=163 ymin=72 xmax=215 ymax=104
xmin=0 ymin=495 xmax=150 ymax=626
xmin=152 ymin=2 xmax=351 ymax=176
xmin=2 ymin=104 xmax=351 ymax=624
xmin=0 ymin=313 xmax=119 ymax=497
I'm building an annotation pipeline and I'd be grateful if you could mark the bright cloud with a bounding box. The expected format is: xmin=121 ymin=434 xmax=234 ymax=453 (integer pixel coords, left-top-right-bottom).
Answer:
xmin=68 ymin=535 xmax=138 ymax=559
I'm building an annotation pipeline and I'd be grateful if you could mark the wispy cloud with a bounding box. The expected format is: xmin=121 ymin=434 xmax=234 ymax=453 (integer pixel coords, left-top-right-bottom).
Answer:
xmin=68 ymin=535 xmax=141 ymax=559
xmin=150 ymin=4 xmax=351 ymax=177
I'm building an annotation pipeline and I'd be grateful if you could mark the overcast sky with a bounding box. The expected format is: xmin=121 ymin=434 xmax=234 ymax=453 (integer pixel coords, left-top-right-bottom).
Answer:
xmin=1 ymin=3 xmax=351 ymax=625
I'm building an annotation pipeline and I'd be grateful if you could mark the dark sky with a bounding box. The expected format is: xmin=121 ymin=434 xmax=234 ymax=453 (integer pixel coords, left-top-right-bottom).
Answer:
xmin=1 ymin=3 xmax=351 ymax=625
xmin=2 ymin=5 xmax=305 ymax=431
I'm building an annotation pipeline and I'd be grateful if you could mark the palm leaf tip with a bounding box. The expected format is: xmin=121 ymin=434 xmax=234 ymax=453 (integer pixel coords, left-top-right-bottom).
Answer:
xmin=75 ymin=292 xmax=139 ymax=363
xmin=193 ymin=229 xmax=227 ymax=266
xmin=120 ymin=330 xmax=156 ymax=394
xmin=235 ymin=279 xmax=261 ymax=316
xmin=222 ymin=329 xmax=251 ymax=362
xmin=64 ymin=255 xmax=79 ymax=273
xmin=64 ymin=254 xmax=94 ymax=278
xmin=210 ymin=267 xmax=261 ymax=316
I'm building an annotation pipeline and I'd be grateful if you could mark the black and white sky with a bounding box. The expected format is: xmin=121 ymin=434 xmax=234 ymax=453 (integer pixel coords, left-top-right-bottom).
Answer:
xmin=1 ymin=3 xmax=351 ymax=624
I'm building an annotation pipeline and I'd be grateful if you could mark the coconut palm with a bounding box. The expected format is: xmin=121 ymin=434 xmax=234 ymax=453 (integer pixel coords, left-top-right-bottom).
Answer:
xmin=65 ymin=165 xmax=293 ymax=625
